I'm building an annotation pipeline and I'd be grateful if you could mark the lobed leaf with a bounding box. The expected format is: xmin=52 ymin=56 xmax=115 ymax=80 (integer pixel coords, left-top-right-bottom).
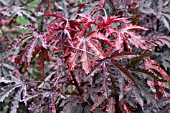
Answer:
xmin=105 ymin=24 xmax=151 ymax=52
xmin=69 ymin=31 xmax=107 ymax=74
xmin=0 ymin=72 xmax=26 ymax=102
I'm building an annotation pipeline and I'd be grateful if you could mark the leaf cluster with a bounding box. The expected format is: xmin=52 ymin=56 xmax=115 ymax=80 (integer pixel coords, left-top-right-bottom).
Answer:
xmin=0 ymin=0 xmax=170 ymax=113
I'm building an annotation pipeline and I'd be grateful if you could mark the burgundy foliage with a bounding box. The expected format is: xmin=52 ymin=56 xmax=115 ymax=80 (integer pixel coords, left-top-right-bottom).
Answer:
xmin=0 ymin=0 xmax=170 ymax=113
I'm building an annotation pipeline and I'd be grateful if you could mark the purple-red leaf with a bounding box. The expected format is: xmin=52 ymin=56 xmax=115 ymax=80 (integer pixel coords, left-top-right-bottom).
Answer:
xmin=69 ymin=31 xmax=107 ymax=74
xmin=144 ymin=58 xmax=170 ymax=82
xmin=105 ymin=24 xmax=151 ymax=51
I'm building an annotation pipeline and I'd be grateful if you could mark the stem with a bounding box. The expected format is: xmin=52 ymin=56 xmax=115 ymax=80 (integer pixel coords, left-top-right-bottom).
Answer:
xmin=40 ymin=16 xmax=44 ymax=32
xmin=103 ymin=8 xmax=108 ymax=21
xmin=156 ymin=19 xmax=160 ymax=32
xmin=63 ymin=0 xmax=68 ymax=18
xmin=25 ymin=80 xmax=53 ymax=85
xmin=110 ymin=74 xmax=122 ymax=112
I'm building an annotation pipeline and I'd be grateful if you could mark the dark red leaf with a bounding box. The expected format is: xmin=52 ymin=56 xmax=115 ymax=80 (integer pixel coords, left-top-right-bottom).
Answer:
xmin=38 ymin=48 xmax=49 ymax=78
xmin=113 ymin=63 xmax=139 ymax=88
xmin=129 ymin=51 xmax=152 ymax=68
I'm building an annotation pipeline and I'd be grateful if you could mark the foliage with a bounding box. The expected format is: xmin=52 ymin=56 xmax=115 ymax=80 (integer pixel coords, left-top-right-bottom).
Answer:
xmin=0 ymin=0 xmax=170 ymax=113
